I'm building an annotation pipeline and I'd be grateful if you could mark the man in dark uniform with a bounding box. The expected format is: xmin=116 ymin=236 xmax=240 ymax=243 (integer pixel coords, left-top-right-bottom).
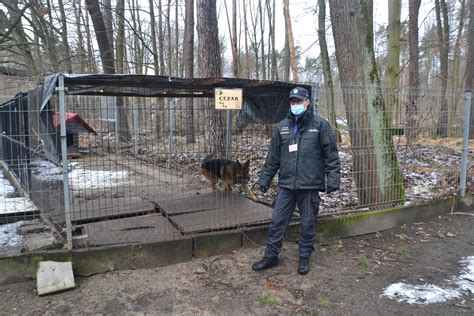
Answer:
xmin=252 ymin=87 xmax=341 ymax=275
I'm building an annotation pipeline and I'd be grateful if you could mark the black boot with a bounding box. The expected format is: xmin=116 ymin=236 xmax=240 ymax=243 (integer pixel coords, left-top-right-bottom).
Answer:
xmin=298 ymin=257 xmax=310 ymax=275
xmin=252 ymin=257 xmax=278 ymax=271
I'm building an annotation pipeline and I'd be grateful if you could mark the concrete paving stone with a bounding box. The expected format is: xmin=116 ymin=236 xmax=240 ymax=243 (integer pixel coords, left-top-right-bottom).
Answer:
xmin=36 ymin=261 xmax=75 ymax=296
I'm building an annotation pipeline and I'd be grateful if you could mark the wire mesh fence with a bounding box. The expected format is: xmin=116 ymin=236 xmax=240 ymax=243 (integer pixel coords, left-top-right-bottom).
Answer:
xmin=0 ymin=76 xmax=472 ymax=253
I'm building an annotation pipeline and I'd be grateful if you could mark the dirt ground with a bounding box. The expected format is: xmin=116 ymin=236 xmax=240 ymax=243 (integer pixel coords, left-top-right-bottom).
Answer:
xmin=0 ymin=212 xmax=473 ymax=315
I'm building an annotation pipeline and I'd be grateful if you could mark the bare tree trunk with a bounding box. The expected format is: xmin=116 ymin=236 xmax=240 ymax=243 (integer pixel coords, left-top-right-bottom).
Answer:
xmin=283 ymin=30 xmax=290 ymax=82
xmin=224 ymin=0 xmax=239 ymax=77
xmin=242 ymin=0 xmax=250 ymax=78
xmin=406 ymin=0 xmax=421 ymax=143
xmin=468 ymin=0 xmax=474 ymax=138
xmin=86 ymin=0 xmax=115 ymax=73
xmin=86 ymin=0 xmax=130 ymax=142
xmin=318 ymin=0 xmax=340 ymax=142
xmin=72 ymin=0 xmax=86 ymax=72
xmin=149 ymin=0 xmax=159 ymax=74
xmin=449 ymin=0 xmax=465 ymax=137
xmin=184 ymin=0 xmax=195 ymax=143
xmin=266 ymin=0 xmax=277 ymax=80
xmin=39 ymin=0 xmax=60 ymax=72
xmin=283 ymin=0 xmax=298 ymax=82
xmin=102 ymin=0 xmax=115 ymax=65
xmin=196 ymin=0 xmax=226 ymax=156
xmin=271 ymin=0 xmax=277 ymax=80
xmin=57 ymin=0 xmax=72 ymax=72
xmin=167 ymin=0 xmax=172 ymax=76
xmin=175 ymin=0 xmax=179 ymax=76
xmin=82 ymin=0 xmax=97 ymax=72
xmin=329 ymin=0 xmax=405 ymax=207
xmin=158 ymin=0 xmax=165 ymax=75
xmin=258 ymin=0 xmax=266 ymax=80
xmin=435 ymin=0 xmax=449 ymax=138
xmin=116 ymin=0 xmax=125 ymax=73
xmin=130 ymin=0 xmax=144 ymax=74
xmin=249 ymin=1 xmax=260 ymax=79
xmin=385 ymin=0 xmax=401 ymax=127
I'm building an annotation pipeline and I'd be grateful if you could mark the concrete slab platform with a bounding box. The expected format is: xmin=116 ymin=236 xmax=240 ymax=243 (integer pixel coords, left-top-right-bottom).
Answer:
xmin=74 ymin=214 xmax=182 ymax=247
xmin=166 ymin=192 xmax=276 ymax=234
xmin=71 ymin=197 xmax=156 ymax=223
xmin=36 ymin=261 xmax=75 ymax=296
xmin=155 ymin=192 xmax=223 ymax=216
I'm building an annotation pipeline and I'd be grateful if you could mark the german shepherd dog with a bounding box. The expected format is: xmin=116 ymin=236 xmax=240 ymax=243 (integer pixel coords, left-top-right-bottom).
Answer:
xmin=201 ymin=157 xmax=258 ymax=201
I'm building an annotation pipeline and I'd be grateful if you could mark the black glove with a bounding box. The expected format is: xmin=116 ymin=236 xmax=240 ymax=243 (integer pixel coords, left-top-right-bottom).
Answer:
xmin=259 ymin=185 xmax=269 ymax=194
xmin=326 ymin=186 xmax=338 ymax=194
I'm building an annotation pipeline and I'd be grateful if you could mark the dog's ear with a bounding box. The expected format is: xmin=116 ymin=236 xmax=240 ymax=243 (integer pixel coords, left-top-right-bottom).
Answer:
xmin=236 ymin=159 xmax=241 ymax=166
xmin=244 ymin=160 xmax=250 ymax=167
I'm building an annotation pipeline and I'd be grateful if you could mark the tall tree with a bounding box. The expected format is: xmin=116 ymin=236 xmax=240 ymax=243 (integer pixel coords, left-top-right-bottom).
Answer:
xmin=224 ymin=0 xmax=239 ymax=77
xmin=72 ymin=0 xmax=86 ymax=72
xmin=283 ymin=0 xmax=298 ymax=82
xmin=468 ymin=0 xmax=474 ymax=138
xmin=329 ymin=0 xmax=405 ymax=206
xmin=86 ymin=0 xmax=130 ymax=141
xmin=148 ymin=0 xmax=159 ymax=75
xmin=167 ymin=0 xmax=172 ymax=75
xmin=85 ymin=0 xmax=115 ymax=73
xmin=115 ymin=0 xmax=125 ymax=73
xmin=258 ymin=0 xmax=266 ymax=80
xmin=0 ymin=1 xmax=40 ymax=74
xmin=57 ymin=0 xmax=72 ymax=73
xmin=196 ymin=0 xmax=226 ymax=156
xmin=248 ymin=0 xmax=261 ymax=78
xmin=317 ymin=0 xmax=339 ymax=141
xmin=266 ymin=0 xmax=277 ymax=80
xmin=435 ymin=0 xmax=450 ymax=137
xmin=158 ymin=0 xmax=165 ymax=75
xmin=406 ymin=0 xmax=421 ymax=143
xmin=449 ymin=0 xmax=466 ymax=136
xmin=242 ymin=0 xmax=251 ymax=78
xmin=183 ymin=0 xmax=195 ymax=143
xmin=385 ymin=0 xmax=401 ymax=126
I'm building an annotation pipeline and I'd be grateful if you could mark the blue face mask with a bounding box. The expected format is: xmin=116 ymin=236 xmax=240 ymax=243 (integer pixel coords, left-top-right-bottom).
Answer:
xmin=291 ymin=103 xmax=306 ymax=116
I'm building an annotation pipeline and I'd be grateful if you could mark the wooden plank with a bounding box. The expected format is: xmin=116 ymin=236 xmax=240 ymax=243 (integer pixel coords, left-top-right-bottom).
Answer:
xmin=74 ymin=214 xmax=181 ymax=247
xmin=71 ymin=197 xmax=155 ymax=223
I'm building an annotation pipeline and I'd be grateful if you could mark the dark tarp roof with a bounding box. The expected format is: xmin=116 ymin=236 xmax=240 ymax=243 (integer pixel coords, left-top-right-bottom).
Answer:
xmin=44 ymin=74 xmax=313 ymax=125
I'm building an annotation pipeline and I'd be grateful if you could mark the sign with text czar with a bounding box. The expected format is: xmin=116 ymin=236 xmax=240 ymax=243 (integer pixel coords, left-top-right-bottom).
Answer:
xmin=214 ymin=88 xmax=243 ymax=110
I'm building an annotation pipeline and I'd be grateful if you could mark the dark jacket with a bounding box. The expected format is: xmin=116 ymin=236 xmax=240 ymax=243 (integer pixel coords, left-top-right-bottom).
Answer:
xmin=258 ymin=107 xmax=340 ymax=191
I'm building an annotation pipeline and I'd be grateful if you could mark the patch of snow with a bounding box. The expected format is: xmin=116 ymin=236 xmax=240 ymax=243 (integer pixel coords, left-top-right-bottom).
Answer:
xmin=457 ymin=256 xmax=474 ymax=293
xmin=31 ymin=160 xmax=130 ymax=191
xmin=382 ymin=283 xmax=461 ymax=304
xmin=69 ymin=167 xmax=129 ymax=190
xmin=1 ymin=174 xmax=38 ymax=215
xmin=30 ymin=160 xmax=63 ymax=182
xmin=382 ymin=256 xmax=474 ymax=304
xmin=1 ymin=198 xmax=37 ymax=214
xmin=0 ymin=221 xmax=23 ymax=249
xmin=0 ymin=173 xmax=15 ymax=197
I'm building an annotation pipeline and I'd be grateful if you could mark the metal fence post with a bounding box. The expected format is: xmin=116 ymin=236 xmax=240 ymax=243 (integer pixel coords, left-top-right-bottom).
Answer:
xmin=168 ymin=99 xmax=175 ymax=163
xmin=460 ymin=90 xmax=472 ymax=198
xmin=312 ymin=83 xmax=319 ymax=115
xmin=57 ymin=75 xmax=73 ymax=250
xmin=226 ymin=109 xmax=232 ymax=159
xmin=114 ymin=97 xmax=119 ymax=153
xmin=133 ymin=102 xmax=139 ymax=156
